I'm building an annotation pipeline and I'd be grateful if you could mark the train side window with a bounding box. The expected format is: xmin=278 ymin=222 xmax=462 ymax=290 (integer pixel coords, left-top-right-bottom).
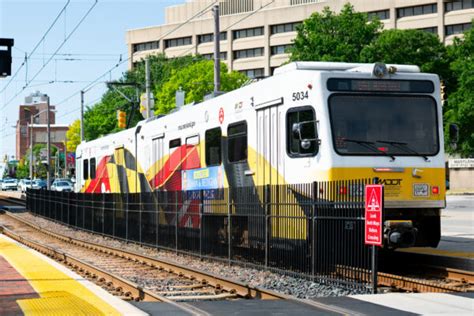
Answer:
xmin=169 ymin=138 xmax=182 ymax=171
xmin=90 ymin=158 xmax=96 ymax=179
xmin=205 ymin=127 xmax=222 ymax=166
xmin=228 ymin=121 xmax=247 ymax=163
xmin=83 ymin=159 xmax=89 ymax=180
xmin=287 ymin=107 xmax=318 ymax=157
xmin=185 ymin=135 xmax=200 ymax=169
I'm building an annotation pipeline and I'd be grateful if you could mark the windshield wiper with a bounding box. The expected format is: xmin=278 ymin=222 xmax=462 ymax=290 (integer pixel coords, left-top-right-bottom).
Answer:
xmin=376 ymin=140 xmax=429 ymax=161
xmin=343 ymin=138 xmax=395 ymax=161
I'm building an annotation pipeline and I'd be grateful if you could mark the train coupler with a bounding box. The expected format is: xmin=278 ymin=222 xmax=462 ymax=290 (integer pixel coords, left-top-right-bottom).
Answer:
xmin=384 ymin=220 xmax=417 ymax=249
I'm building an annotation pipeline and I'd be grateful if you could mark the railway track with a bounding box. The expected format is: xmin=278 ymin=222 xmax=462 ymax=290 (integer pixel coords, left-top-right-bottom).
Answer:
xmin=0 ymin=211 xmax=286 ymax=306
xmin=2 ymin=196 xmax=472 ymax=296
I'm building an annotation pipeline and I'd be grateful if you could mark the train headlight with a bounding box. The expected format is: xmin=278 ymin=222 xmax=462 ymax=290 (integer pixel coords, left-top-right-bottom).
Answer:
xmin=373 ymin=63 xmax=388 ymax=78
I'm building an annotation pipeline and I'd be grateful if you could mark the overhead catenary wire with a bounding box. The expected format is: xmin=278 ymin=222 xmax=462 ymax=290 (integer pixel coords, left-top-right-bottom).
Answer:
xmin=54 ymin=0 xmax=221 ymax=109
xmin=0 ymin=0 xmax=98 ymax=111
xmin=176 ymin=0 xmax=275 ymax=59
xmin=0 ymin=0 xmax=72 ymax=94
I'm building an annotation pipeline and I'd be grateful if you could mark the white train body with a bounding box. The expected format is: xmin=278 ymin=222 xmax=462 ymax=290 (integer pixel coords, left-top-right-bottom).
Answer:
xmin=76 ymin=62 xmax=445 ymax=247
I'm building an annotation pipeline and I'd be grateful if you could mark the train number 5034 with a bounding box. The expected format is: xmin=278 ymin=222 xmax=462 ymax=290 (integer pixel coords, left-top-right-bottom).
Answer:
xmin=292 ymin=91 xmax=309 ymax=101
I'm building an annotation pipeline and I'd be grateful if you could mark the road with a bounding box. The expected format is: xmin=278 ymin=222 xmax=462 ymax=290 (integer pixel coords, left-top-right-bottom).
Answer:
xmin=438 ymin=195 xmax=473 ymax=253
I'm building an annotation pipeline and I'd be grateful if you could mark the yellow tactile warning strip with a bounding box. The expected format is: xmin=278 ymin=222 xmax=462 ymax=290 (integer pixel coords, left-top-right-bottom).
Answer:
xmin=398 ymin=247 xmax=474 ymax=259
xmin=0 ymin=234 xmax=121 ymax=316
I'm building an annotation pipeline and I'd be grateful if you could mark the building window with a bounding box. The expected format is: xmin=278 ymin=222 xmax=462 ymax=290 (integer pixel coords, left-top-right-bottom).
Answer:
xmin=205 ymin=127 xmax=222 ymax=166
xmin=133 ymin=41 xmax=159 ymax=53
xmin=397 ymin=4 xmax=437 ymax=18
xmin=165 ymin=36 xmax=192 ymax=49
xmin=445 ymin=22 xmax=472 ymax=36
xmin=445 ymin=0 xmax=474 ymax=12
xmin=271 ymin=22 xmax=301 ymax=35
xmin=240 ymin=68 xmax=264 ymax=79
xmin=202 ymin=52 xmax=227 ymax=60
xmin=233 ymin=47 xmax=264 ymax=59
xmin=220 ymin=0 xmax=253 ymax=16
xmin=367 ymin=9 xmax=390 ymax=20
xmin=290 ymin=0 xmax=318 ymax=5
xmin=198 ymin=32 xmax=227 ymax=44
xmin=271 ymin=44 xmax=293 ymax=55
xmin=233 ymin=27 xmax=264 ymax=39
xmin=90 ymin=158 xmax=96 ymax=179
xmin=418 ymin=26 xmax=438 ymax=34
xmin=227 ymin=122 xmax=247 ymax=163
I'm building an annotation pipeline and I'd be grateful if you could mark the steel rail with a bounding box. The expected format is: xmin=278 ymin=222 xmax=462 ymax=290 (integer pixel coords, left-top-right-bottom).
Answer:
xmin=334 ymin=265 xmax=471 ymax=293
xmin=0 ymin=225 xmax=206 ymax=316
xmin=4 ymin=211 xmax=286 ymax=300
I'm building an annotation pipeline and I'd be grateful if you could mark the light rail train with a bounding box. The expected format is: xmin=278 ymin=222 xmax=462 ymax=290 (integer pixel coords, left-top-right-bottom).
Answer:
xmin=76 ymin=62 xmax=447 ymax=249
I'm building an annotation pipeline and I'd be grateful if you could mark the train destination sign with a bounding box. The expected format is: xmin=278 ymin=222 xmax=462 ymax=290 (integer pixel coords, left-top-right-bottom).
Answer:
xmin=365 ymin=184 xmax=384 ymax=246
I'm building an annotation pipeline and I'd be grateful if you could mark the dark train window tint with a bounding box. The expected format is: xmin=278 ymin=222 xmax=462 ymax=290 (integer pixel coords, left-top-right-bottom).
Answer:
xmin=287 ymin=107 xmax=318 ymax=156
xmin=169 ymin=138 xmax=181 ymax=148
xmin=83 ymin=159 xmax=89 ymax=180
xmin=228 ymin=122 xmax=247 ymax=163
xmin=205 ymin=127 xmax=222 ymax=166
xmin=90 ymin=158 xmax=96 ymax=179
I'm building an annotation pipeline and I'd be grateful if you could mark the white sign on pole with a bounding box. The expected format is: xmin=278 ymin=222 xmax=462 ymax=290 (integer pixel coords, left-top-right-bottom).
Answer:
xmin=449 ymin=158 xmax=474 ymax=169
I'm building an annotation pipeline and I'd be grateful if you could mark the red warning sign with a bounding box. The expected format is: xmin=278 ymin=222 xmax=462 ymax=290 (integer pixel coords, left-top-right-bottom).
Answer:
xmin=365 ymin=185 xmax=383 ymax=246
xmin=218 ymin=107 xmax=224 ymax=124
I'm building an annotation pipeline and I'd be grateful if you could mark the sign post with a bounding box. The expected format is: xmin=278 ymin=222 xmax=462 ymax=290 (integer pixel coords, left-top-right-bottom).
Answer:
xmin=365 ymin=184 xmax=384 ymax=294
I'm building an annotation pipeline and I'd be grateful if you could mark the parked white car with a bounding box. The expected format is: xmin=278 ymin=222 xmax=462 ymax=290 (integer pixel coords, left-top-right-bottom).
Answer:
xmin=19 ymin=179 xmax=33 ymax=192
xmin=1 ymin=178 xmax=18 ymax=191
xmin=51 ymin=181 xmax=74 ymax=192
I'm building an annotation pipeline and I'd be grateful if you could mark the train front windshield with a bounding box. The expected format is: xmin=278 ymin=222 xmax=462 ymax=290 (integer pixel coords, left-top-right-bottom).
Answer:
xmin=329 ymin=95 xmax=439 ymax=157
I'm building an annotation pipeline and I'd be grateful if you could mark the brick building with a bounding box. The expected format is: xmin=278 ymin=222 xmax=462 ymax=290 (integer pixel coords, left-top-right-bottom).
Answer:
xmin=15 ymin=91 xmax=69 ymax=160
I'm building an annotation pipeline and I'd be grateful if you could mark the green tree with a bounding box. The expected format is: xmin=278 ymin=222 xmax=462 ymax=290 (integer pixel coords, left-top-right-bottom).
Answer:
xmin=84 ymin=54 xmax=206 ymax=141
xmin=360 ymin=29 xmax=451 ymax=79
xmin=290 ymin=4 xmax=382 ymax=62
xmin=155 ymin=60 xmax=247 ymax=114
xmin=16 ymin=158 xmax=29 ymax=178
xmin=66 ymin=119 xmax=81 ymax=152
xmin=444 ymin=24 xmax=474 ymax=157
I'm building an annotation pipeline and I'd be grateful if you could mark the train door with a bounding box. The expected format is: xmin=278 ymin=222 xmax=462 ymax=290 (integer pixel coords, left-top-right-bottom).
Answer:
xmin=151 ymin=135 xmax=164 ymax=190
xmin=256 ymin=101 xmax=284 ymax=186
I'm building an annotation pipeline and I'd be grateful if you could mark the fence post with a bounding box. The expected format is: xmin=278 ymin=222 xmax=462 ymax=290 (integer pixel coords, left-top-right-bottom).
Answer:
xmin=312 ymin=181 xmax=317 ymax=276
xmin=227 ymin=187 xmax=232 ymax=265
xmin=265 ymin=184 xmax=271 ymax=267
xmin=199 ymin=190 xmax=203 ymax=259
xmin=175 ymin=191 xmax=179 ymax=254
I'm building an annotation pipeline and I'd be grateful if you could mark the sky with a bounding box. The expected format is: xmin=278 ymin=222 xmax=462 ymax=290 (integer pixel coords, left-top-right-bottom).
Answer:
xmin=0 ymin=0 xmax=185 ymax=159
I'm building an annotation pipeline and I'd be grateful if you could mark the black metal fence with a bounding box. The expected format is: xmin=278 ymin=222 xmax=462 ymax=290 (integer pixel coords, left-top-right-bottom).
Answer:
xmin=26 ymin=179 xmax=373 ymax=291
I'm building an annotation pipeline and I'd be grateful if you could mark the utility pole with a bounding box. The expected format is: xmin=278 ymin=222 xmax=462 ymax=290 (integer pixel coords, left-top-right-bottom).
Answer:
xmin=64 ymin=135 xmax=67 ymax=178
xmin=145 ymin=58 xmax=152 ymax=119
xmin=213 ymin=4 xmax=221 ymax=96
xmin=29 ymin=117 xmax=33 ymax=179
xmin=46 ymin=95 xmax=51 ymax=190
xmin=80 ymin=90 xmax=84 ymax=142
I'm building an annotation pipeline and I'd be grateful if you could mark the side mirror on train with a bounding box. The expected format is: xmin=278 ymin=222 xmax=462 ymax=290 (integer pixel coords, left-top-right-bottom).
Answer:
xmin=292 ymin=121 xmax=320 ymax=150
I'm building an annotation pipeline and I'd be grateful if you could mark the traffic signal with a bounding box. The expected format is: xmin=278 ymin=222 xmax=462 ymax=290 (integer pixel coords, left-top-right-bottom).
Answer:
xmin=117 ymin=110 xmax=126 ymax=129
xmin=440 ymin=80 xmax=447 ymax=102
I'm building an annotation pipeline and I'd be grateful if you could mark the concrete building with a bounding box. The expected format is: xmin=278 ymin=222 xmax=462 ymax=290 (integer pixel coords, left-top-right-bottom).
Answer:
xmin=126 ymin=0 xmax=474 ymax=78
xmin=15 ymin=91 xmax=68 ymax=160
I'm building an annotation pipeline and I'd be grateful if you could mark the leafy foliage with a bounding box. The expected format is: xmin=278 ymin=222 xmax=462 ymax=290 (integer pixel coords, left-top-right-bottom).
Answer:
xmin=155 ymin=60 xmax=247 ymax=114
xmin=290 ymin=4 xmax=382 ymax=62
xmin=444 ymin=24 xmax=474 ymax=157
xmin=83 ymin=54 xmax=246 ymax=141
xmin=66 ymin=119 xmax=81 ymax=152
xmin=360 ymin=29 xmax=450 ymax=76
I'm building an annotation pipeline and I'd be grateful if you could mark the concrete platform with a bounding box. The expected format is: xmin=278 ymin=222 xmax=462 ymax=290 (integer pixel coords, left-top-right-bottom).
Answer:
xmin=0 ymin=234 xmax=146 ymax=315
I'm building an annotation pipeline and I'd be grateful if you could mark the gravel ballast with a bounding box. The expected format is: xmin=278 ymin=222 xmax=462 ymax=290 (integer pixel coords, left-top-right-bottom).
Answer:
xmin=6 ymin=212 xmax=369 ymax=299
